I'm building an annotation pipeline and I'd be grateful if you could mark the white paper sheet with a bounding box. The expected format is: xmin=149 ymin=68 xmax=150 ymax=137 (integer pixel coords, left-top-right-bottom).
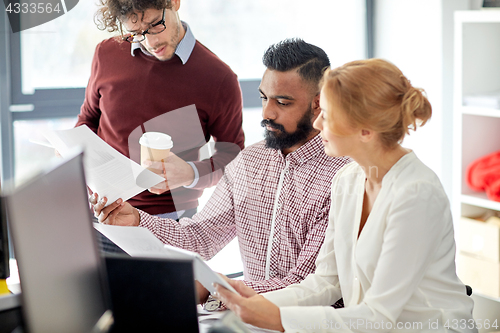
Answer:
xmin=41 ymin=125 xmax=164 ymax=206
xmin=93 ymin=223 xmax=238 ymax=295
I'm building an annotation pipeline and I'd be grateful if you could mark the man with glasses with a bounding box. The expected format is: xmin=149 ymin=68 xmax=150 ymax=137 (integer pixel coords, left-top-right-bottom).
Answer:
xmin=76 ymin=0 xmax=245 ymax=220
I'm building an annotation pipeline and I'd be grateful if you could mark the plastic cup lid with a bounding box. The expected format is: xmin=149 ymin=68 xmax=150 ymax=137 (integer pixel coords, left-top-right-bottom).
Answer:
xmin=139 ymin=132 xmax=173 ymax=150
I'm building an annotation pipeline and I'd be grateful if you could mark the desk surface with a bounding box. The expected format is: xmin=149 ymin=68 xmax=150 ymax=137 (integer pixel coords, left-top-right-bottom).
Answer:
xmin=0 ymin=295 xmax=280 ymax=333
xmin=4 ymin=260 xmax=276 ymax=333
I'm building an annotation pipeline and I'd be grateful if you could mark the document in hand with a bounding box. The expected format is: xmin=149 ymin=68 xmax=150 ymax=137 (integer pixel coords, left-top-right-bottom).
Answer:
xmin=93 ymin=223 xmax=239 ymax=295
xmin=41 ymin=125 xmax=164 ymax=206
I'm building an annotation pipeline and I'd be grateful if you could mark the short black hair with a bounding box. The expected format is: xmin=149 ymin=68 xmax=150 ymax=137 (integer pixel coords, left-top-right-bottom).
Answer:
xmin=262 ymin=38 xmax=330 ymax=91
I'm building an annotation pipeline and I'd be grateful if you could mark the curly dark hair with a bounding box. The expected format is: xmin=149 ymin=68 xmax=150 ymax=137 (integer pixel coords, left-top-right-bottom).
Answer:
xmin=94 ymin=0 xmax=172 ymax=33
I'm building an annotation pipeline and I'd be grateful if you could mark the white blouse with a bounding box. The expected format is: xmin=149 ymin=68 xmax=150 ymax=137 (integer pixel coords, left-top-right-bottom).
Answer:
xmin=264 ymin=152 xmax=476 ymax=333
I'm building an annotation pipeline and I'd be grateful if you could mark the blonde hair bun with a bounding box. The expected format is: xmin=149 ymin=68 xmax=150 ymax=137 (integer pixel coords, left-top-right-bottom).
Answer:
xmin=322 ymin=58 xmax=432 ymax=148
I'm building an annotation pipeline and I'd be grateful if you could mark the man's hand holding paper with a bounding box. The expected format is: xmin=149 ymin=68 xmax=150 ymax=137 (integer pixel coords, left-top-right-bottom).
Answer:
xmin=90 ymin=193 xmax=140 ymax=226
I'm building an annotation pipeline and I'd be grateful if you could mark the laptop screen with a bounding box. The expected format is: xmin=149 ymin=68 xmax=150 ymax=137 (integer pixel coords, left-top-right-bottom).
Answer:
xmin=105 ymin=256 xmax=199 ymax=333
xmin=4 ymin=151 xmax=111 ymax=333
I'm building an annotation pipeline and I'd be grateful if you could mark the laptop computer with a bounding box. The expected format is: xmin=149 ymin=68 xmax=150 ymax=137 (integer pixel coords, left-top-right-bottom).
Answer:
xmin=3 ymin=151 xmax=203 ymax=333
xmin=3 ymin=151 xmax=112 ymax=333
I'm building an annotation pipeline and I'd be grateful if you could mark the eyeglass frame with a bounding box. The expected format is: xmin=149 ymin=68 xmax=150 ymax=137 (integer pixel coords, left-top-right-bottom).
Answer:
xmin=121 ymin=8 xmax=166 ymax=43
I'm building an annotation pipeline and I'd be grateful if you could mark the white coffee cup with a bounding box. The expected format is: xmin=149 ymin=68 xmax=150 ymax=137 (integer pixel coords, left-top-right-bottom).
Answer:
xmin=139 ymin=132 xmax=173 ymax=167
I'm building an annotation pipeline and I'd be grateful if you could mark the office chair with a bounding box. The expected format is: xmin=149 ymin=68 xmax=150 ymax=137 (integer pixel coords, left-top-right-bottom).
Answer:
xmin=466 ymin=285 xmax=473 ymax=296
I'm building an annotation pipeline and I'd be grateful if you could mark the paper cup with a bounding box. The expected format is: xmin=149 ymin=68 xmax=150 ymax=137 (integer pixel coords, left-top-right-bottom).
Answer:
xmin=139 ymin=132 xmax=173 ymax=166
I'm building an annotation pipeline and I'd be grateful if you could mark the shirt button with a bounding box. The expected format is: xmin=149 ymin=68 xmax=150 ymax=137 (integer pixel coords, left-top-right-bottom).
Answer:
xmin=277 ymin=203 xmax=282 ymax=210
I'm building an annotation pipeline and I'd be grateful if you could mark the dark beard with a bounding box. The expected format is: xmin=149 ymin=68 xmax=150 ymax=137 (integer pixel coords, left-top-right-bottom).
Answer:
xmin=261 ymin=106 xmax=315 ymax=150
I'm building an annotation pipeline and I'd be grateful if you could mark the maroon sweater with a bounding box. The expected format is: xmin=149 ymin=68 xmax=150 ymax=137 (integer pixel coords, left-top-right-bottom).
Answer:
xmin=77 ymin=38 xmax=245 ymax=215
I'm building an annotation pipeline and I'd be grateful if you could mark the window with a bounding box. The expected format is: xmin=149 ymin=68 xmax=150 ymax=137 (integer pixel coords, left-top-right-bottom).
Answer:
xmin=180 ymin=0 xmax=367 ymax=79
xmin=20 ymin=0 xmax=111 ymax=92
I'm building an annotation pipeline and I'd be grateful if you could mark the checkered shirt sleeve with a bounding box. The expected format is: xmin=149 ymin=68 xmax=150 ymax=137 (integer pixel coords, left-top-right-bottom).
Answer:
xmin=138 ymin=159 xmax=239 ymax=260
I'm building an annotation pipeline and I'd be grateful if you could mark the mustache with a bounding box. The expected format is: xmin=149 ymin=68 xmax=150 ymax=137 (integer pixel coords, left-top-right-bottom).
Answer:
xmin=261 ymin=119 xmax=285 ymax=132
xmin=148 ymin=43 xmax=168 ymax=52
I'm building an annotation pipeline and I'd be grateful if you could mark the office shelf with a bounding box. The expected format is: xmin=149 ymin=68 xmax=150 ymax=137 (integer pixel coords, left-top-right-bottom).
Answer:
xmin=460 ymin=106 xmax=500 ymax=118
xmin=452 ymin=10 xmax=500 ymax=317
xmin=461 ymin=193 xmax=500 ymax=212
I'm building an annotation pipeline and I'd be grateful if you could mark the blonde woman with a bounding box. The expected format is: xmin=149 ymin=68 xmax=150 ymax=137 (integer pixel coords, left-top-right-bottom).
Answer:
xmin=215 ymin=59 xmax=476 ymax=333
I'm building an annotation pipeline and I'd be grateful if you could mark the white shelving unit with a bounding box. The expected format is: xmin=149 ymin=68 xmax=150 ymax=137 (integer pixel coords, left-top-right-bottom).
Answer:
xmin=453 ymin=10 xmax=500 ymax=328
xmin=453 ymin=11 xmax=500 ymax=216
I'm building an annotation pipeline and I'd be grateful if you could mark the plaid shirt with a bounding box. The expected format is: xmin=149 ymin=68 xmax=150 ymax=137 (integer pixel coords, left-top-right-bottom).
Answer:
xmin=139 ymin=135 xmax=350 ymax=293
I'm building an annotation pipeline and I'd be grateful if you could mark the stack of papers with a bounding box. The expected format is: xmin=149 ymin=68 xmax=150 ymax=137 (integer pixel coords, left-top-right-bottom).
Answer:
xmin=93 ymin=223 xmax=238 ymax=295
xmin=39 ymin=125 xmax=165 ymax=206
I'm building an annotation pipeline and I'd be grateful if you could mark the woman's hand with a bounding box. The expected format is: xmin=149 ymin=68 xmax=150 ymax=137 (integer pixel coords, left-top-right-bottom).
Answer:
xmin=214 ymin=277 xmax=284 ymax=332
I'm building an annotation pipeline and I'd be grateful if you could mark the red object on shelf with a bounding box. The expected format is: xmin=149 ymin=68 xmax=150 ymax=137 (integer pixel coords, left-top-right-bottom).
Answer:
xmin=487 ymin=178 xmax=500 ymax=202
xmin=466 ymin=150 xmax=500 ymax=202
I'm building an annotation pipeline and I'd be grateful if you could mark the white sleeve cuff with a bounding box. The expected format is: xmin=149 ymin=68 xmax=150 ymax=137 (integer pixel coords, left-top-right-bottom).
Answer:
xmin=262 ymin=289 xmax=299 ymax=307
xmin=183 ymin=161 xmax=199 ymax=189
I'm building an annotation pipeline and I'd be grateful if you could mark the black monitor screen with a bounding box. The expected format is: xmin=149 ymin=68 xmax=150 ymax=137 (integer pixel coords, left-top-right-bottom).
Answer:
xmin=0 ymin=197 xmax=9 ymax=280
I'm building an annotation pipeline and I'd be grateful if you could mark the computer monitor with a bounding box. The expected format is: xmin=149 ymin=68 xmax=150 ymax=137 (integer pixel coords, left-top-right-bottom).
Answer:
xmin=105 ymin=255 xmax=199 ymax=333
xmin=3 ymin=151 xmax=112 ymax=333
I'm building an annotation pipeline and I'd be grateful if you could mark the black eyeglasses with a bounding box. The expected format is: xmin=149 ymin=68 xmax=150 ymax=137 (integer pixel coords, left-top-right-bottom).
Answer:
xmin=123 ymin=8 xmax=166 ymax=43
